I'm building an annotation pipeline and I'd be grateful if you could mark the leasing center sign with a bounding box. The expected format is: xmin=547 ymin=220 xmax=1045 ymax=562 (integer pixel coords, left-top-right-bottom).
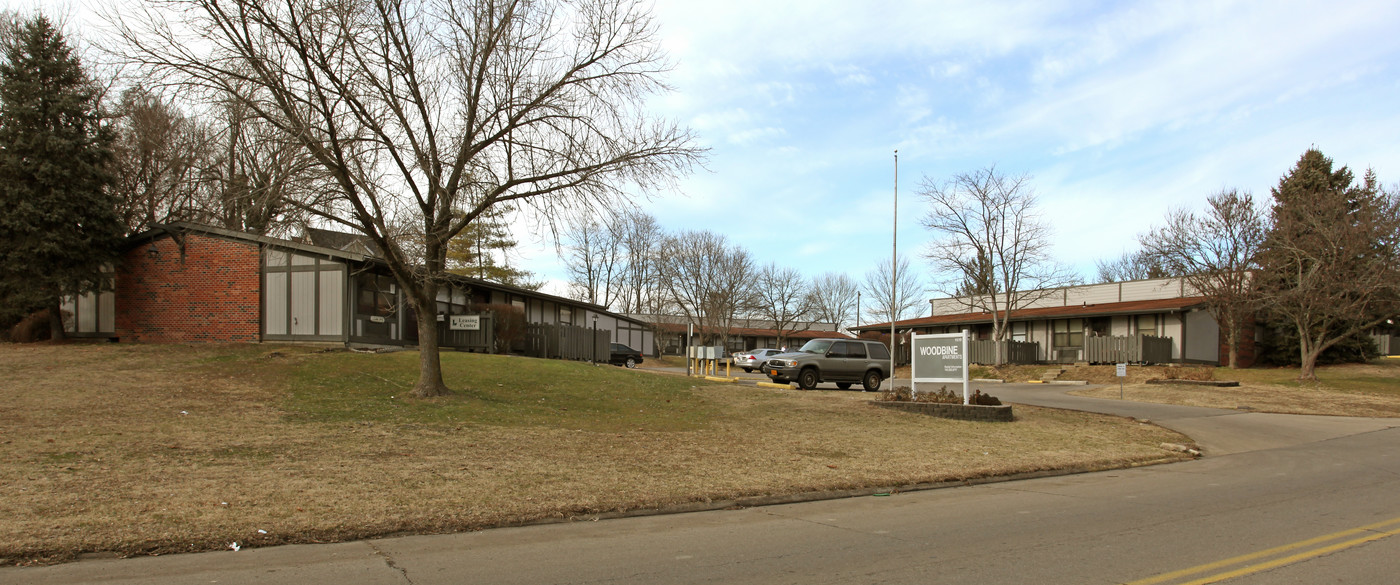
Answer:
xmin=911 ymin=332 xmax=967 ymax=383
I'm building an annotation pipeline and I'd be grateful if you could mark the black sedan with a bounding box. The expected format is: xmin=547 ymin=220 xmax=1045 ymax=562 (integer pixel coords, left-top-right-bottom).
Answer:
xmin=608 ymin=343 xmax=644 ymax=368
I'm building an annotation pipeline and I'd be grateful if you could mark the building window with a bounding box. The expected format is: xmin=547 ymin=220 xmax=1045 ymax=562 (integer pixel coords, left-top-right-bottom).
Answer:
xmin=1053 ymin=319 xmax=1083 ymax=349
xmin=1011 ymin=322 xmax=1028 ymax=342
xmin=356 ymin=273 xmax=397 ymax=318
xmin=1137 ymin=315 xmax=1157 ymax=337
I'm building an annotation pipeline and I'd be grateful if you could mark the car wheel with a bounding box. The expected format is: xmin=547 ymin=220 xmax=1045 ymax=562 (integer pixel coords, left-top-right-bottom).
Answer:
xmin=836 ymin=382 xmax=852 ymax=390
xmin=798 ymin=368 xmax=819 ymax=390
xmin=625 ymin=357 xmax=637 ymax=368
xmin=743 ymin=368 xmax=752 ymax=373
xmin=862 ymin=370 xmax=882 ymax=392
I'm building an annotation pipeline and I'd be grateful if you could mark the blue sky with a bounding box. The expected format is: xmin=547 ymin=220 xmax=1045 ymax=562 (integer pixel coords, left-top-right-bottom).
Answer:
xmin=520 ymin=0 xmax=1400 ymax=306
xmin=17 ymin=0 xmax=1400 ymax=312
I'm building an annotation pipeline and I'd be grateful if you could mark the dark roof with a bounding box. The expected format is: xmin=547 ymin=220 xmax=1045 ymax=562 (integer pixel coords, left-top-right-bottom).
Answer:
xmin=300 ymin=227 xmax=383 ymax=257
xmin=853 ymin=296 xmax=1209 ymax=332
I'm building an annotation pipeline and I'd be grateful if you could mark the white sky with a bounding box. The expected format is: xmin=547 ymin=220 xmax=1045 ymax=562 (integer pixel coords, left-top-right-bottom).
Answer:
xmin=15 ymin=0 xmax=1400 ymax=312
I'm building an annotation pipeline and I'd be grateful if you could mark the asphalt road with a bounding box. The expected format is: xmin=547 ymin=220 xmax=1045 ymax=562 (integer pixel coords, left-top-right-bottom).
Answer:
xmin=6 ymin=383 xmax=1400 ymax=585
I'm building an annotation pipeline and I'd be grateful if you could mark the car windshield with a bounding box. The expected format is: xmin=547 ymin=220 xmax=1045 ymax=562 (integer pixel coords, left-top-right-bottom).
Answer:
xmin=798 ymin=340 xmax=833 ymax=354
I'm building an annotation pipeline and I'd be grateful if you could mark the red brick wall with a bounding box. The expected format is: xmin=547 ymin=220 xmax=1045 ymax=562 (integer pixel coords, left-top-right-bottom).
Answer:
xmin=1218 ymin=316 xmax=1257 ymax=367
xmin=116 ymin=233 xmax=261 ymax=343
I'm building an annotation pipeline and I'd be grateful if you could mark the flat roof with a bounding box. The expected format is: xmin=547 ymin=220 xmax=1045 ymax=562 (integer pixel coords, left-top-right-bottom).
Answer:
xmin=853 ymin=296 xmax=1208 ymax=332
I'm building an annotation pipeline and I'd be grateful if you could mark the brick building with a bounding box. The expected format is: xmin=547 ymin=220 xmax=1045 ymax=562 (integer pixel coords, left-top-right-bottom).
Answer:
xmin=61 ymin=222 xmax=654 ymax=355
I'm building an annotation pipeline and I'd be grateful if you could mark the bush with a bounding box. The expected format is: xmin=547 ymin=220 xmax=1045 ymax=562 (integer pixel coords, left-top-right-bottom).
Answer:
xmin=480 ymin=303 xmax=526 ymax=354
xmin=879 ymin=385 xmax=1001 ymax=405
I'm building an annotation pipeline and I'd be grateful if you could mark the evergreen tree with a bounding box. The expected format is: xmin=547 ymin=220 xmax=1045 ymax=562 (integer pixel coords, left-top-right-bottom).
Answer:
xmin=1255 ymin=148 xmax=1400 ymax=379
xmin=445 ymin=204 xmax=540 ymax=289
xmin=0 ymin=15 xmax=122 ymax=338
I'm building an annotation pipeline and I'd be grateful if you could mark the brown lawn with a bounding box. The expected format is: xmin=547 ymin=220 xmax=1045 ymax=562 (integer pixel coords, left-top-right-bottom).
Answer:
xmin=0 ymin=343 xmax=1190 ymax=565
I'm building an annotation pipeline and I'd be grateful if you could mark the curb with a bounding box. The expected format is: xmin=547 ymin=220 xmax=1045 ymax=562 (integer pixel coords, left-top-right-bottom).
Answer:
xmin=756 ymin=382 xmax=793 ymax=389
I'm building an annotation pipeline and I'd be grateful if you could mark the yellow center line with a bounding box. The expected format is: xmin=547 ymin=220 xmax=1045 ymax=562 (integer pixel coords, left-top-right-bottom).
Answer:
xmin=1123 ymin=515 xmax=1400 ymax=585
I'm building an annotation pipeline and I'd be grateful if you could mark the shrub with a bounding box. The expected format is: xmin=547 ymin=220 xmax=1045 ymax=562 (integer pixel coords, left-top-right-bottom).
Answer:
xmin=480 ymin=303 xmax=526 ymax=354
xmin=879 ymin=385 xmax=1001 ymax=405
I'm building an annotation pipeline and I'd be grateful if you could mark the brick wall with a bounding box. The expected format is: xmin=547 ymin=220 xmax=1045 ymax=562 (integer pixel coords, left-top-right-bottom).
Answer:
xmin=1218 ymin=316 xmax=1257 ymax=367
xmin=116 ymin=233 xmax=261 ymax=343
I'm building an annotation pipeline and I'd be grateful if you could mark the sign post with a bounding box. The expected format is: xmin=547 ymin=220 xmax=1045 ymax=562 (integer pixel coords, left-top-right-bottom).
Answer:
xmin=911 ymin=330 xmax=970 ymax=404
xmin=1116 ymin=362 xmax=1127 ymax=399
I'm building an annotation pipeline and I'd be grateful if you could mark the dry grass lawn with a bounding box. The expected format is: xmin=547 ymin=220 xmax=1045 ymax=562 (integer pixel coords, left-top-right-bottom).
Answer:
xmin=0 ymin=343 xmax=1190 ymax=565
xmin=1069 ymin=359 xmax=1400 ymax=417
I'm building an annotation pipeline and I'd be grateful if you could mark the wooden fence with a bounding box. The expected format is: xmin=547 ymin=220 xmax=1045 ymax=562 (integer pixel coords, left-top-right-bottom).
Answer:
xmin=969 ymin=340 xmax=1040 ymax=364
xmin=525 ymin=322 xmax=612 ymax=361
xmin=437 ymin=314 xmax=495 ymax=353
xmin=1084 ymin=334 xmax=1173 ymax=364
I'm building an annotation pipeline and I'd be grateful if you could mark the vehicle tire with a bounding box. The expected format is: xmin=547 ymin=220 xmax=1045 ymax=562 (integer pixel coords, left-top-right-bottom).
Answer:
xmin=743 ymin=368 xmax=752 ymax=373
xmin=862 ymin=370 xmax=882 ymax=392
xmin=798 ymin=368 xmax=819 ymax=390
xmin=625 ymin=357 xmax=637 ymax=368
xmin=836 ymin=382 xmax=852 ymax=390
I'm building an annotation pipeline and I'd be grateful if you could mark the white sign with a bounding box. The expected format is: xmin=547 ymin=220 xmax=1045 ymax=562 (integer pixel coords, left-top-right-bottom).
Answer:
xmin=1116 ymin=363 xmax=1127 ymax=377
xmin=449 ymin=315 xmax=481 ymax=331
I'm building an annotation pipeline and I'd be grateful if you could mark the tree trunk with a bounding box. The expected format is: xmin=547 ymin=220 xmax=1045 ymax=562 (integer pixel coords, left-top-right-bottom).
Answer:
xmin=48 ymin=301 xmax=65 ymax=342
xmin=1224 ymin=327 xmax=1239 ymax=369
xmin=1297 ymin=325 xmax=1320 ymax=381
xmin=411 ymin=292 xmax=451 ymax=398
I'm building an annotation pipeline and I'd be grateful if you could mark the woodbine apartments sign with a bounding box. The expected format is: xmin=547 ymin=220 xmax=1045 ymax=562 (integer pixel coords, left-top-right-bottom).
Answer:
xmin=911 ymin=331 xmax=971 ymax=404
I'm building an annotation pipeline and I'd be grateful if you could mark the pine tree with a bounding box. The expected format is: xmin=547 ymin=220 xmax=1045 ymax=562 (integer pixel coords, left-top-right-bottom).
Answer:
xmin=445 ymin=204 xmax=540 ymax=289
xmin=0 ymin=15 xmax=122 ymax=337
xmin=1255 ymin=148 xmax=1400 ymax=379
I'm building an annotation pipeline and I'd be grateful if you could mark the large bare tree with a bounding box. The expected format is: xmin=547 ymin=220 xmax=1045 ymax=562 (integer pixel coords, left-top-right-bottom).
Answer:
xmin=116 ymin=0 xmax=699 ymax=396
xmin=861 ymin=256 xmax=924 ymax=326
xmin=562 ymin=211 xmax=623 ymax=307
xmin=1139 ymin=189 xmax=1265 ymax=368
xmin=110 ymin=85 xmax=209 ymax=234
xmin=918 ymin=166 xmax=1077 ymax=364
xmin=659 ymin=230 xmax=754 ymax=347
xmin=809 ymin=271 xmax=859 ymax=332
xmin=751 ymin=263 xmax=813 ymax=348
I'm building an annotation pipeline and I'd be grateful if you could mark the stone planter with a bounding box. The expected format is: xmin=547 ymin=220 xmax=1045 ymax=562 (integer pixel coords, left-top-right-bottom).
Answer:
xmin=873 ymin=401 xmax=1014 ymax=422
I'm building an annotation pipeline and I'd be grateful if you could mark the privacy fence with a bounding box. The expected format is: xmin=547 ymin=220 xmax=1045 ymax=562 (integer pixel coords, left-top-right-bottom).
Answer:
xmin=1084 ymin=334 xmax=1173 ymax=364
xmin=525 ymin=322 xmax=612 ymax=362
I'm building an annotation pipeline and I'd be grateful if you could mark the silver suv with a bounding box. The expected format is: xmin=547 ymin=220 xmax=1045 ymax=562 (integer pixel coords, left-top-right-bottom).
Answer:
xmin=764 ymin=338 xmax=892 ymax=391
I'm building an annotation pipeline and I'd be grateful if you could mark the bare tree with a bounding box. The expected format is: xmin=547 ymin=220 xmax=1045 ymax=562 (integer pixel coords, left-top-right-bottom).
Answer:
xmin=659 ymin=230 xmax=754 ymax=347
xmin=751 ymin=263 xmax=813 ymax=347
xmin=1139 ymin=189 xmax=1265 ymax=368
xmin=109 ymin=85 xmax=208 ymax=233
xmin=1094 ymin=249 xmax=1174 ymax=284
xmin=614 ymin=209 xmax=665 ymax=315
xmin=194 ymin=84 xmax=329 ymax=236
xmin=861 ymin=256 xmax=924 ymax=325
xmin=116 ymin=0 xmax=700 ymax=396
xmin=809 ymin=271 xmax=859 ymax=332
xmin=1255 ymin=149 xmax=1400 ymax=380
xmin=562 ymin=211 xmax=623 ymax=308
xmin=918 ymin=166 xmax=1078 ymax=364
